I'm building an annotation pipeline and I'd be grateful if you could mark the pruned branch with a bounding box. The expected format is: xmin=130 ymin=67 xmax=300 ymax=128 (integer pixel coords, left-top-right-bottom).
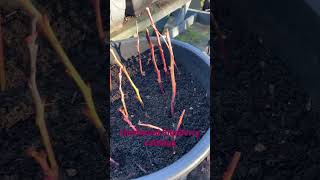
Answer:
xmin=118 ymin=67 xmax=137 ymax=131
xmin=17 ymin=0 xmax=107 ymax=150
xmin=174 ymin=109 xmax=185 ymax=141
xmin=135 ymin=162 xmax=147 ymax=174
xmin=119 ymin=68 xmax=128 ymax=116
xmin=110 ymin=157 xmax=119 ymax=166
xmin=172 ymin=109 xmax=185 ymax=154
xmin=110 ymin=49 xmax=144 ymax=108
xmin=162 ymin=29 xmax=180 ymax=74
xmin=138 ymin=120 xmax=163 ymax=131
xmin=165 ymin=30 xmax=177 ymax=116
xmin=91 ymin=0 xmax=105 ymax=47
xmin=222 ymin=151 xmax=241 ymax=180
xmin=118 ymin=107 xmax=137 ymax=131
xmin=136 ymin=21 xmax=145 ymax=76
xmin=110 ymin=72 xmax=112 ymax=91
xmin=26 ymin=18 xmax=58 ymax=180
xmin=26 ymin=147 xmax=59 ymax=180
xmin=146 ymin=7 xmax=170 ymax=80
xmin=146 ymin=28 xmax=164 ymax=94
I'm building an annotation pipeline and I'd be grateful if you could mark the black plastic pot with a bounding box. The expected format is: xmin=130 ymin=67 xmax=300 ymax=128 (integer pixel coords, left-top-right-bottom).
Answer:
xmin=125 ymin=0 xmax=154 ymax=16
xmin=110 ymin=37 xmax=210 ymax=179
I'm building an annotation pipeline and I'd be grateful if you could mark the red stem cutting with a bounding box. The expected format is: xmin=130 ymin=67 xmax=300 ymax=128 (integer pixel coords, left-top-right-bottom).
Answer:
xmin=146 ymin=7 xmax=170 ymax=80
xmin=118 ymin=68 xmax=137 ymax=131
xmin=91 ymin=0 xmax=105 ymax=47
xmin=222 ymin=151 xmax=241 ymax=180
xmin=165 ymin=30 xmax=177 ymax=116
xmin=136 ymin=22 xmax=145 ymax=76
xmin=146 ymin=28 xmax=164 ymax=94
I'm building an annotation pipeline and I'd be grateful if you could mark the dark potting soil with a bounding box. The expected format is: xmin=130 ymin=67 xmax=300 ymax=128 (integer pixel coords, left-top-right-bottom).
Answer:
xmin=110 ymin=50 xmax=210 ymax=179
xmin=212 ymin=32 xmax=320 ymax=179
xmin=0 ymin=0 xmax=107 ymax=179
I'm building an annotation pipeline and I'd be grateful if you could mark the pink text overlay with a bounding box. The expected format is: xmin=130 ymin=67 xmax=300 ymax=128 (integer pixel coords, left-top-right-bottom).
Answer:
xmin=119 ymin=129 xmax=200 ymax=138
xmin=119 ymin=129 xmax=200 ymax=147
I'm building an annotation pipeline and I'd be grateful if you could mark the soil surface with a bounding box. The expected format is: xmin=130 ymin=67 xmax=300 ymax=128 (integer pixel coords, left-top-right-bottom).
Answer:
xmin=212 ymin=26 xmax=320 ymax=179
xmin=110 ymin=49 xmax=210 ymax=179
xmin=0 ymin=0 xmax=107 ymax=179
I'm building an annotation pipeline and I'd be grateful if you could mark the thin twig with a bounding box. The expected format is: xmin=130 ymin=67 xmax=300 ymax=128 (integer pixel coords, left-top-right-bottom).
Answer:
xmin=146 ymin=28 xmax=164 ymax=94
xmin=138 ymin=120 xmax=163 ymax=131
xmin=71 ymin=91 xmax=78 ymax=103
xmin=5 ymin=11 xmax=18 ymax=19
xmin=174 ymin=109 xmax=185 ymax=141
xmin=91 ymin=0 xmax=105 ymax=47
xmin=17 ymin=0 xmax=107 ymax=150
xmin=119 ymin=107 xmax=137 ymax=131
xmin=119 ymin=68 xmax=128 ymax=116
xmin=161 ymin=30 xmax=180 ymax=74
xmin=135 ymin=162 xmax=147 ymax=174
xmin=222 ymin=151 xmax=241 ymax=180
xmin=26 ymin=147 xmax=59 ymax=180
xmin=110 ymin=49 xmax=144 ymax=108
xmin=110 ymin=157 xmax=119 ymax=166
xmin=110 ymin=72 xmax=112 ymax=91
xmin=118 ymin=68 xmax=137 ymax=131
xmin=136 ymin=21 xmax=145 ymax=76
xmin=146 ymin=7 xmax=170 ymax=80
xmin=26 ymin=18 xmax=58 ymax=180
xmin=172 ymin=109 xmax=185 ymax=154
xmin=165 ymin=30 xmax=177 ymax=116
